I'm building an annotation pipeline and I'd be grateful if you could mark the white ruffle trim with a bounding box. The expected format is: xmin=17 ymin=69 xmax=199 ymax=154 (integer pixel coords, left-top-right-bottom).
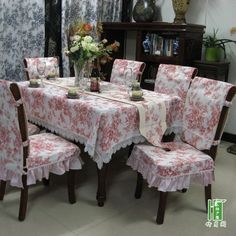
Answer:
xmin=127 ymin=154 xmax=214 ymax=192
xmin=0 ymin=155 xmax=83 ymax=188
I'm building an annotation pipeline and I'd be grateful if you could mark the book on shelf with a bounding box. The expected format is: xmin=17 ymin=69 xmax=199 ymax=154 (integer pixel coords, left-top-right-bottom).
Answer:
xmin=143 ymin=33 xmax=179 ymax=57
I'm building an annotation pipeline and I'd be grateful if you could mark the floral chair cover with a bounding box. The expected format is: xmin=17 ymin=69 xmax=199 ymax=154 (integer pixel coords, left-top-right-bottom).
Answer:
xmin=0 ymin=80 xmax=82 ymax=188
xmin=110 ymin=59 xmax=146 ymax=86
xmin=24 ymin=57 xmax=59 ymax=80
xmin=154 ymin=64 xmax=198 ymax=134
xmin=127 ymin=142 xmax=214 ymax=192
xmin=182 ymin=76 xmax=234 ymax=150
xmin=154 ymin=64 xmax=197 ymax=99
xmin=127 ymin=76 xmax=234 ymax=192
xmin=0 ymin=80 xmax=24 ymax=176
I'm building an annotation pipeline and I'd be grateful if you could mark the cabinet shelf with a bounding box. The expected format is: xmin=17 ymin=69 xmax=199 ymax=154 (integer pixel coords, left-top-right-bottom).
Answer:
xmin=102 ymin=22 xmax=205 ymax=90
xmin=139 ymin=54 xmax=179 ymax=63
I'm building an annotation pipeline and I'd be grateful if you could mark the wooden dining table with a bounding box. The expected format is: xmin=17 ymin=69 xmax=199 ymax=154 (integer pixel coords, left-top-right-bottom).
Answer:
xmin=17 ymin=77 xmax=182 ymax=206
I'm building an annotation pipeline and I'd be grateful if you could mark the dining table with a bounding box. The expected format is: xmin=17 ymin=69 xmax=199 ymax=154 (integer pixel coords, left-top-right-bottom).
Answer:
xmin=17 ymin=77 xmax=182 ymax=206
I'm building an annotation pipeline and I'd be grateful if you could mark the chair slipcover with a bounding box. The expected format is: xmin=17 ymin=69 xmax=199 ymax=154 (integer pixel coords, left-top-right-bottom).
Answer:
xmin=110 ymin=59 xmax=145 ymax=86
xmin=24 ymin=57 xmax=59 ymax=80
xmin=154 ymin=64 xmax=198 ymax=134
xmin=127 ymin=77 xmax=234 ymax=192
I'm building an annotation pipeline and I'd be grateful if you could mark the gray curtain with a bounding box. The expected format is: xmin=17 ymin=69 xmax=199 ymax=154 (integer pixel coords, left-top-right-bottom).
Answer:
xmin=0 ymin=0 xmax=45 ymax=81
xmin=61 ymin=0 xmax=122 ymax=76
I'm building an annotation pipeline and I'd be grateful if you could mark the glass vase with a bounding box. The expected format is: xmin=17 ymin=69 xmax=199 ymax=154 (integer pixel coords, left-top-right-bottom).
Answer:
xmin=74 ymin=62 xmax=85 ymax=87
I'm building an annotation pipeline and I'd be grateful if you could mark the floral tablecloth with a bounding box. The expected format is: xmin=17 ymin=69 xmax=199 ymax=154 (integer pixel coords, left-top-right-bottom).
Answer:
xmin=17 ymin=78 xmax=181 ymax=168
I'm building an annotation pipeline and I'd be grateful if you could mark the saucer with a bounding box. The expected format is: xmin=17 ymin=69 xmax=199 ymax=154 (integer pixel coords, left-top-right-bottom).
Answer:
xmin=130 ymin=96 xmax=144 ymax=101
xmin=66 ymin=94 xmax=80 ymax=99
xmin=29 ymin=83 xmax=40 ymax=88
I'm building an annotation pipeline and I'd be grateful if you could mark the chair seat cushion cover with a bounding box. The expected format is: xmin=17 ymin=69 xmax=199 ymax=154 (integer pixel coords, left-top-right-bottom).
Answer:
xmin=0 ymin=133 xmax=82 ymax=187
xmin=127 ymin=141 xmax=214 ymax=192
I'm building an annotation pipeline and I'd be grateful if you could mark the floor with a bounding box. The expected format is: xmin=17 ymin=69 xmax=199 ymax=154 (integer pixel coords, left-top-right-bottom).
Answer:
xmin=0 ymin=142 xmax=236 ymax=236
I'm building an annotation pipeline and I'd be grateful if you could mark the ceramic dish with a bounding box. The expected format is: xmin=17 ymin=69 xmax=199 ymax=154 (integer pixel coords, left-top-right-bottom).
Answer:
xmin=66 ymin=94 xmax=80 ymax=99
xmin=29 ymin=83 xmax=40 ymax=88
xmin=130 ymin=96 xmax=144 ymax=101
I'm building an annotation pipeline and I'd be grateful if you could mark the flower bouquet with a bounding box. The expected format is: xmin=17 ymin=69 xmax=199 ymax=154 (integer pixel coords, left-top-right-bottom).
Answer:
xmin=65 ymin=21 xmax=119 ymax=86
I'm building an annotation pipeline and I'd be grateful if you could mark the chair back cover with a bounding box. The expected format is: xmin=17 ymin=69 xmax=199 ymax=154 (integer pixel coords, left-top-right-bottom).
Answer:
xmin=182 ymin=76 xmax=234 ymax=150
xmin=0 ymin=80 xmax=24 ymax=175
xmin=110 ymin=59 xmax=145 ymax=85
xmin=24 ymin=57 xmax=59 ymax=80
xmin=154 ymin=64 xmax=197 ymax=100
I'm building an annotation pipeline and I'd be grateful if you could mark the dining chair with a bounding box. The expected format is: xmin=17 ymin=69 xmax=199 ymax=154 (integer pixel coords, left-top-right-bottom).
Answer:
xmin=154 ymin=64 xmax=198 ymax=98
xmin=127 ymin=76 xmax=236 ymax=224
xmin=154 ymin=64 xmax=198 ymax=135
xmin=23 ymin=57 xmax=60 ymax=80
xmin=23 ymin=57 xmax=58 ymax=135
xmin=0 ymin=80 xmax=82 ymax=221
xmin=110 ymin=59 xmax=146 ymax=86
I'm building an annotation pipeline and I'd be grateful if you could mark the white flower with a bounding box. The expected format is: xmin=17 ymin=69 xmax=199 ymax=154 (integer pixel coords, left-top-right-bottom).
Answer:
xmin=70 ymin=45 xmax=79 ymax=53
xmin=73 ymin=35 xmax=81 ymax=41
xmin=102 ymin=39 xmax=108 ymax=44
xmin=83 ymin=36 xmax=93 ymax=43
xmin=89 ymin=43 xmax=99 ymax=52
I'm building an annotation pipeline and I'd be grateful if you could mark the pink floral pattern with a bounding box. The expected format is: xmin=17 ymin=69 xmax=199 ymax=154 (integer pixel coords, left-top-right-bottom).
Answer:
xmin=28 ymin=133 xmax=81 ymax=169
xmin=0 ymin=80 xmax=82 ymax=188
xmin=110 ymin=59 xmax=146 ymax=85
xmin=24 ymin=57 xmax=59 ymax=80
xmin=28 ymin=122 xmax=40 ymax=135
xmin=16 ymin=78 xmax=181 ymax=168
xmin=154 ymin=64 xmax=198 ymax=134
xmin=0 ymin=80 xmax=23 ymax=175
xmin=154 ymin=64 xmax=197 ymax=99
xmin=127 ymin=76 xmax=235 ymax=191
xmin=127 ymin=142 xmax=214 ymax=192
xmin=182 ymin=76 xmax=234 ymax=150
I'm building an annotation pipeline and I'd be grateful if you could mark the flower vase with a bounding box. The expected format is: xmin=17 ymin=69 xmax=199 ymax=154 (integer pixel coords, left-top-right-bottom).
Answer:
xmin=74 ymin=63 xmax=85 ymax=87
xmin=172 ymin=0 xmax=190 ymax=24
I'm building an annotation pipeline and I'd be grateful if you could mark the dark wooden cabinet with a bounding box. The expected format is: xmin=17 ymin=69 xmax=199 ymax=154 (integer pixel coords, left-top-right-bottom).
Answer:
xmin=193 ymin=60 xmax=230 ymax=82
xmin=102 ymin=22 xmax=205 ymax=90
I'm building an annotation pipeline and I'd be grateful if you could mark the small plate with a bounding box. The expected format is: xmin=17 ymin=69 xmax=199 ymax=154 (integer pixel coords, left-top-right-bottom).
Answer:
xmin=66 ymin=94 xmax=80 ymax=99
xmin=29 ymin=83 xmax=40 ymax=88
xmin=130 ymin=96 xmax=144 ymax=101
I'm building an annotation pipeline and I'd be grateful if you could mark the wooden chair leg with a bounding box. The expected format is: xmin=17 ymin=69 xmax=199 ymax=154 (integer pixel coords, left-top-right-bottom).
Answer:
xmin=18 ymin=175 xmax=28 ymax=221
xmin=156 ymin=191 xmax=168 ymax=225
xmin=205 ymin=184 xmax=212 ymax=213
xmin=67 ymin=170 xmax=76 ymax=204
xmin=0 ymin=180 xmax=7 ymax=201
xmin=0 ymin=180 xmax=7 ymax=200
xmin=135 ymin=173 xmax=143 ymax=199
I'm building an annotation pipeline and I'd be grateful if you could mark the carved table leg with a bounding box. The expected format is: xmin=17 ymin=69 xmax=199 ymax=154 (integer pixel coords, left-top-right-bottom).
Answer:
xmin=96 ymin=163 xmax=109 ymax=207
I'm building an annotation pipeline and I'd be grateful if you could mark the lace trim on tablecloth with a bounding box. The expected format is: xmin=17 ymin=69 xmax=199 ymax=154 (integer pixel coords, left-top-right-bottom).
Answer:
xmin=28 ymin=117 xmax=146 ymax=169
xmin=92 ymin=135 xmax=146 ymax=169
